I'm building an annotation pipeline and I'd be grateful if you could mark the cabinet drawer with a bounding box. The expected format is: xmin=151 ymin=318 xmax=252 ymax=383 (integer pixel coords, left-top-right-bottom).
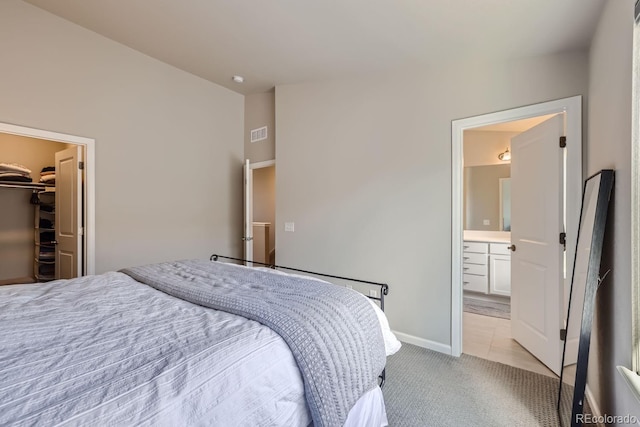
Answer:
xmin=490 ymin=243 xmax=512 ymax=255
xmin=463 ymin=274 xmax=488 ymax=293
xmin=462 ymin=263 xmax=487 ymax=276
xmin=463 ymin=252 xmax=487 ymax=265
xmin=463 ymin=241 xmax=488 ymax=254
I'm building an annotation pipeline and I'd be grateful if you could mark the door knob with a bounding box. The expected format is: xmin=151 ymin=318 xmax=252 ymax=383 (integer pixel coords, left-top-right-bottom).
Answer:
xmin=508 ymin=244 xmax=516 ymax=252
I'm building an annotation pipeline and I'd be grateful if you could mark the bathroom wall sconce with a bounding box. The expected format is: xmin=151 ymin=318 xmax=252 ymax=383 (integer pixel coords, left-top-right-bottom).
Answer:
xmin=498 ymin=147 xmax=511 ymax=161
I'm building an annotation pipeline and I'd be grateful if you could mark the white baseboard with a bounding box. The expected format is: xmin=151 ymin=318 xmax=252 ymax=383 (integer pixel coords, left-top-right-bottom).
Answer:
xmin=392 ymin=330 xmax=452 ymax=355
xmin=585 ymin=385 xmax=605 ymax=427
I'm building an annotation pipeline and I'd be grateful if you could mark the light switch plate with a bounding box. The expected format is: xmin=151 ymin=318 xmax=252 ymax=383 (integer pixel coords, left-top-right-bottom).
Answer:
xmin=285 ymin=222 xmax=295 ymax=232
xmin=483 ymin=219 xmax=490 ymax=225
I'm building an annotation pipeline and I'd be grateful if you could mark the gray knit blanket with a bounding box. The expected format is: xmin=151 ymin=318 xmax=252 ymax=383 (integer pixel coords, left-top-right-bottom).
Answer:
xmin=121 ymin=259 xmax=386 ymax=427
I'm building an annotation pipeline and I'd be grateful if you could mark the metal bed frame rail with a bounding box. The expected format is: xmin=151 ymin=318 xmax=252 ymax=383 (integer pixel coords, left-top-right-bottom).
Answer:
xmin=210 ymin=254 xmax=389 ymax=311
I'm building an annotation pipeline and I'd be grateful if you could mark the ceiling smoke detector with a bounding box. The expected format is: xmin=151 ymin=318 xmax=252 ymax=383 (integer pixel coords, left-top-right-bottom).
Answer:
xmin=232 ymin=75 xmax=244 ymax=83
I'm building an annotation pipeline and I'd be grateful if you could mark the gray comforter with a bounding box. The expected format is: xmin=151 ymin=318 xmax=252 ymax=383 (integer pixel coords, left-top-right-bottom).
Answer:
xmin=121 ymin=260 xmax=386 ymax=427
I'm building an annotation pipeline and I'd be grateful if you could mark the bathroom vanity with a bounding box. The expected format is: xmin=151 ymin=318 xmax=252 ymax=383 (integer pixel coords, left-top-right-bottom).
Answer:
xmin=463 ymin=230 xmax=511 ymax=296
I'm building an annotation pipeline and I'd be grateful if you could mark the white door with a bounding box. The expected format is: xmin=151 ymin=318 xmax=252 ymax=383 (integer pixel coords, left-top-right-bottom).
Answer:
xmin=55 ymin=146 xmax=83 ymax=279
xmin=243 ymin=159 xmax=253 ymax=265
xmin=510 ymin=114 xmax=565 ymax=375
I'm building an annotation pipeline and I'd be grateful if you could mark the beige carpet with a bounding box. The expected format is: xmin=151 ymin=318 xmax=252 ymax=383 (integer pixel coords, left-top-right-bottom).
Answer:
xmin=382 ymin=343 xmax=592 ymax=426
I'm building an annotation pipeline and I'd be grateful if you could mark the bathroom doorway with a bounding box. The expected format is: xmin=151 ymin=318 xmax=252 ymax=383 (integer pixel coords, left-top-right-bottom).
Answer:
xmin=451 ymin=96 xmax=583 ymax=380
xmin=461 ymin=114 xmax=555 ymax=376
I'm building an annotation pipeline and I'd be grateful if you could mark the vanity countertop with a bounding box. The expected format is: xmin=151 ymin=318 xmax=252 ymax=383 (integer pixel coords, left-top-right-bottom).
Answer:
xmin=463 ymin=230 xmax=511 ymax=243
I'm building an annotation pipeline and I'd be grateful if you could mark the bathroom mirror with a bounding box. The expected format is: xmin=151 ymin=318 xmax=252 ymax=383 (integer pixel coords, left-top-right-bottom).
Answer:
xmin=557 ymin=169 xmax=614 ymax=427
xmin=463 ymin=164 xmax=510 ymax=231
xmin=499 ymin=178 xmax=511 ymax=231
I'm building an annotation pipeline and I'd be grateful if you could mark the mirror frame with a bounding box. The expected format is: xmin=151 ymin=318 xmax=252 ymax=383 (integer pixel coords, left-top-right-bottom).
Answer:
xmin=557 ymin=169 xmax=614 ymax=426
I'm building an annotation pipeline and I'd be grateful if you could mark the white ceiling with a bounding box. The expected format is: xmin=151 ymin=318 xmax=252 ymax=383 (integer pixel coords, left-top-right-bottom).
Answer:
xmin=24 ymin=0 xmax=605 ymax=95
xmin=471 ymin=114 xmax=559 ymax=132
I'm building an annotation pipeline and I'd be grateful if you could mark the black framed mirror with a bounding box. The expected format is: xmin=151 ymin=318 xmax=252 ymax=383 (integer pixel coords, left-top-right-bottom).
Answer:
xmin=558 ymin=169 xmax=614 ymax=426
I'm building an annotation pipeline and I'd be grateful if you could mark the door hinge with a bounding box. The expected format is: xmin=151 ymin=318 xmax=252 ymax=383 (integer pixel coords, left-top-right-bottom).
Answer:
xmin=560 ymin=328 xmax=567 ymax=341
xmin=78 ymin=161 xmax=85 ymax=170
xmin=559 ymin=136 xmax=567 ymax=148
xmin=559 ymin=232 xmax=566 ymax=250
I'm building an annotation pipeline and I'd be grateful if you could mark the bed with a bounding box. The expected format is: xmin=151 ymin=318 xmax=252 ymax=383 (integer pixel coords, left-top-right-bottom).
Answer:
xmin=0 ymin=257 xmax=400 ymax=426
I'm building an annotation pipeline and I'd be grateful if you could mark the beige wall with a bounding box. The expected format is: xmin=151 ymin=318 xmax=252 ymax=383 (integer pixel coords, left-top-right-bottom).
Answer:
xmin=0 ymin=134 xmax=69 ymax=281
xmin=586 ymin=0 xmax=640 ymax=419
xmin=245 ymin=90 xmax=276 ymax=163
xmin=0 ymin=0 xmax=244 ymax=273
xmin=276 ymin=50 xmax=589 ymax=346
xmin=463 ymin=130 xmax=518 ymax=167
xmin=253 ymin=165 xmax=276 ymax=254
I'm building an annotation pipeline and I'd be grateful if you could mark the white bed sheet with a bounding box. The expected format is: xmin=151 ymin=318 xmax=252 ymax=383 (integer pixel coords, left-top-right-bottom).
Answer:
xmin=344 ymin=386 xmax=388 ymax=427
xmin=0 ymin=272 xmax=310 ymax=426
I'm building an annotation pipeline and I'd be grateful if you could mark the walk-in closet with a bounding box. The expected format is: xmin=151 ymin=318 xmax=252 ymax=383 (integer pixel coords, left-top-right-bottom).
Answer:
xmin=0 ymin=132 xmax=82 ymax=285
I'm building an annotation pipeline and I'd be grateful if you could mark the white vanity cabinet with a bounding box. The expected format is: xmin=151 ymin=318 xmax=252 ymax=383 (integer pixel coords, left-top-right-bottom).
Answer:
xmin=463 ymin=239 xmax=511 ymax=296
xmin=462 ymin=242 xmax=488 ymax=293
xmin=489 ymin=243 xmax=511 ymax=296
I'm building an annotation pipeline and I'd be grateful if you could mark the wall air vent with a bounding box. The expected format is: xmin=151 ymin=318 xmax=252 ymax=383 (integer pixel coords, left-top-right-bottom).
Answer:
xmin=250 ymin=126 xmax=268 ymax=143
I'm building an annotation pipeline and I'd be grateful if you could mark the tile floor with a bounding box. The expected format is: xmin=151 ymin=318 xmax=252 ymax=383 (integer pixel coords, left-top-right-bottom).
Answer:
xmin=463 ymin=311 xmax=576 ymax=386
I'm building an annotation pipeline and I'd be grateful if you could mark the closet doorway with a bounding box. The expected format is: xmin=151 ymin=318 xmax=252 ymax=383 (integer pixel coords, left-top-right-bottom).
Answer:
xmin=0 ymin=122 xmax=95 ymax=285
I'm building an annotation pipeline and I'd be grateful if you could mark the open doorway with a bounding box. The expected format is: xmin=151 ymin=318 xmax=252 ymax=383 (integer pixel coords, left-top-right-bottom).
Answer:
xmin=0 ymin=122 xmax=95 ymax=284
xmin=461 ymin=114 xmax=564 ymax=379
xmin=451 ymin=96 xmax=583 ymax=379
xmin=243 ymin=159 xmax=276 ymax=265
xmin=252 ymin=162 xmax=276 ymax=265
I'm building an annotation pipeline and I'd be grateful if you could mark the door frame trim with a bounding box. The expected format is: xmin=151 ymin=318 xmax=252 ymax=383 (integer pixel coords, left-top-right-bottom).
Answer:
xmin=0 ymin=121 xmax=95 ymax=276
xmin=450 ymin=96 xmax=582 ymax=357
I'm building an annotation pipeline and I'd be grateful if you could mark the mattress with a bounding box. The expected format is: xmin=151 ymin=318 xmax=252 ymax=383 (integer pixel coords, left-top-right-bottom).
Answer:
xmin=0 ymin=265 xmax=398 ymax=426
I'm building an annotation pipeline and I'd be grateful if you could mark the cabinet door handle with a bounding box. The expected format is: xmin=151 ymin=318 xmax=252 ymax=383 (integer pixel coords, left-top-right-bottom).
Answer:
xmin=508 ymin=244 xmax=516 ymax=252
xmin=463 ymin=267 xmax=469 ymax=271
xmin=463 ymin=256 xmax=470 ymax=260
